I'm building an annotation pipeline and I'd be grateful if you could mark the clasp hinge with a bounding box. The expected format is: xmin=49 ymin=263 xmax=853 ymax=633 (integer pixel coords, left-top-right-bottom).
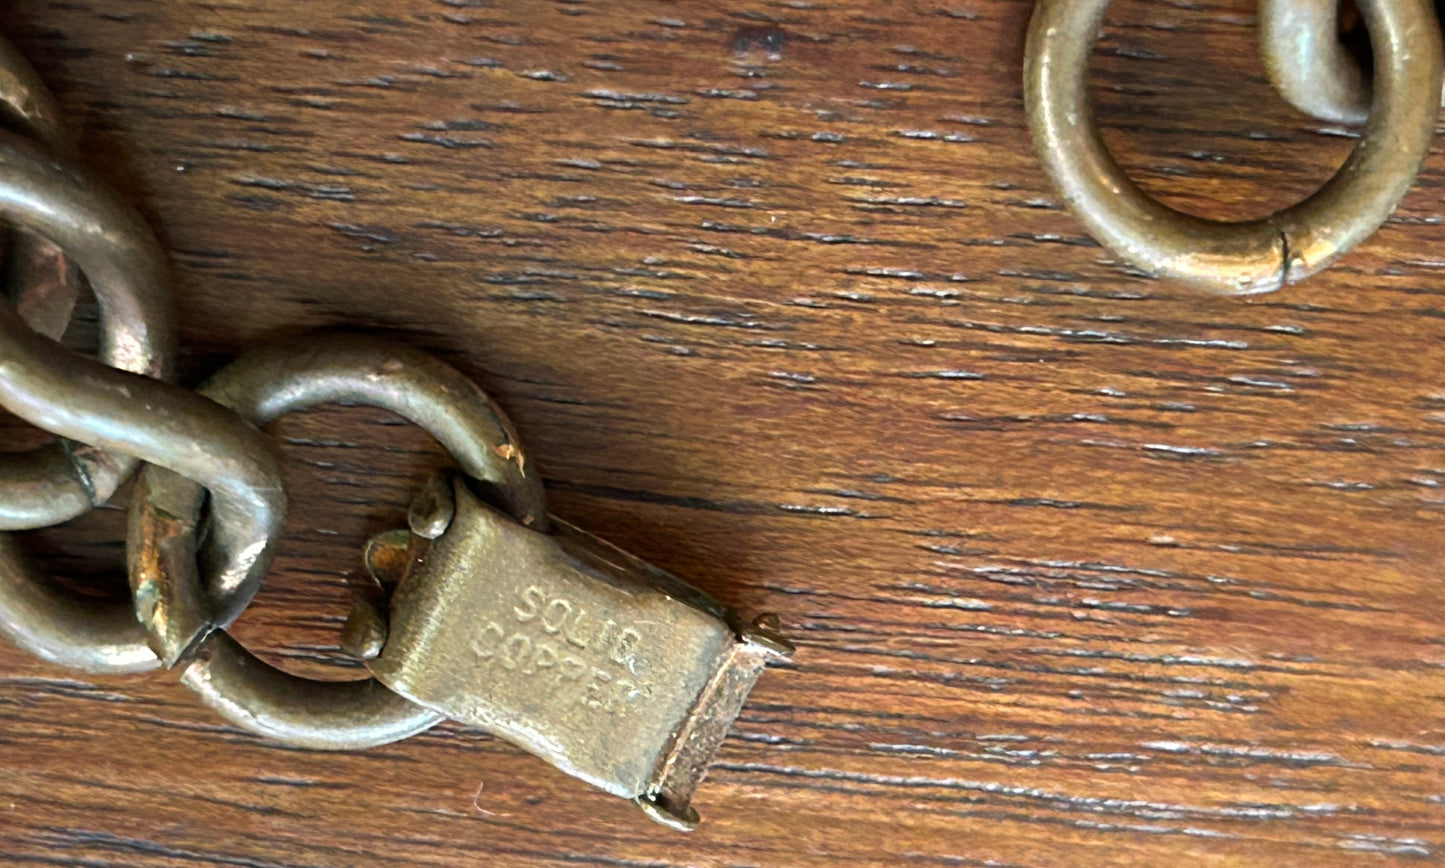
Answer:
xmin=348 ymin=472 xmax=792 ymax=829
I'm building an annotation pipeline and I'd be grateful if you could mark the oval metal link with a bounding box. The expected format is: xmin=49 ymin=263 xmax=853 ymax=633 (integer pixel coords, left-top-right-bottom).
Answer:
xmin=1023 ymin=0 xmax=1443 ymax=294
xmin=183 ymin=632 xmax=447 ymax=750
xmin=0 ymin=59 xmax=181 ymax=671
xmin=0 ymin=536 xmax=159 ymax=673
xmin=0 ymin=36 xmax=111 ymax=529
xmin=0 ymin=291 xmax=286 ymax=667
xmin=0 ymin=37 xmax=85 ymax=345
xmin=130 ymin=334 xmax=546 ymax=749
xmin=0 ymin=136 xmax=177 ymax=528
xmin=0 ymin=124 xmax=284 ymax=669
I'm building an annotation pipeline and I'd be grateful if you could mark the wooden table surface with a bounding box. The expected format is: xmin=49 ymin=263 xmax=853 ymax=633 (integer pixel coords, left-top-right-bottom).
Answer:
xmin=3 ymin=1 xmax=1444 ymax=865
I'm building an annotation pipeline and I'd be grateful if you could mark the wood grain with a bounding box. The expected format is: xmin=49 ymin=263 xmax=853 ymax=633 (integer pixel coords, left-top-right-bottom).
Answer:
xmin=3 ymin=1 xmax=1445 ymax=865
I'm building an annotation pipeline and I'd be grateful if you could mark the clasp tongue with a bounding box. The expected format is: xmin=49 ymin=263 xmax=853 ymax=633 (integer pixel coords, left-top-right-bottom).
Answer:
xmin=364 ymin=474 xmax=791 ymax=829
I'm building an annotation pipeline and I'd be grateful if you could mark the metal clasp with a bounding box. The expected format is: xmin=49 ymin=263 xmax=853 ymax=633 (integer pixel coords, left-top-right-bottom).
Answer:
xmin=352 ymin=472 xmax=793 ymax=831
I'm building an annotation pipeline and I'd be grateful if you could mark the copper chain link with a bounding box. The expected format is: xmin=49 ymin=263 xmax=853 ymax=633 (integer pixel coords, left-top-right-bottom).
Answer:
xmin=0 ymin=36 xmax=541 ymax=746
xmin=1025 ymin=0 xmax=1444 ymax=294
xmin=2 ymin=3 xmax=1420 ymax=820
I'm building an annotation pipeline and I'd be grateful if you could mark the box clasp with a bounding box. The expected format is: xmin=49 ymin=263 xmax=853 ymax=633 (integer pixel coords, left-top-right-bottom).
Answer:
xmin=356 ymin=472 xmax=792 ymax=830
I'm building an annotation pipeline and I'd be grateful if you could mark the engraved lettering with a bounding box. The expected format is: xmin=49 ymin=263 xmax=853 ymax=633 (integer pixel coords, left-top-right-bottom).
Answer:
xmin=514 ymin=585 xmax=545 ymax=621
xmin=530 ymin=639 xmax=559 ymax=675
xmin=471 ymin=621 xmax=505 ymax=659
xmin=540 ymin=598 xmax=572 ymax=634
xmin=584 ymin=668 xmax=614 ymax=710
xmin=596 ymin=619 xmax=617 ymax=652
xmin=563 ymin=608 xmax=594 ymax=649
xmin=617 ymin=679 xmax=649 ymax=704
xmin=610 ymin=627 xmax=642 ymax=671
xmin=481 ymin=586 xmax=652 ymax=715
xmin=558 ymin=655 xmax=587 ymax=683
xmin=501 ymin=633 xmax=531 ymax=670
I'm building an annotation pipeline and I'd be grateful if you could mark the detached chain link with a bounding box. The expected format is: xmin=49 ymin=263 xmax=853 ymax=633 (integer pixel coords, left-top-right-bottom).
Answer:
xmin=1025 ymin=0 xmax=1444 ymax=295
xmin=4 ymin=0 xmax=1433 ymax=828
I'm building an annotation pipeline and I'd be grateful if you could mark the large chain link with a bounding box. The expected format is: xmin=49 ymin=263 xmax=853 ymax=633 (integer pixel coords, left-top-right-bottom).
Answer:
xmin=1024 ymin=0 xmax=1444 ymax=294
xmin=0 ymin=28 xmax=767 ymax=831
xmin=0 ymin=36 xmax=546 ymax=748
xmin=0 ymin=35 xmax=173 ymax=532
xmin=134 ymin=335 xmax=545 ymax=748
xmin=0 ymin=37 xmax=178 ymax=672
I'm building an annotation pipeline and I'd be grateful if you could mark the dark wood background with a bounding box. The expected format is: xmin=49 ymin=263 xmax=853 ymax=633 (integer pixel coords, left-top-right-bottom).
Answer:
xmin=3 ymin=1 xmax=1445 ymax=865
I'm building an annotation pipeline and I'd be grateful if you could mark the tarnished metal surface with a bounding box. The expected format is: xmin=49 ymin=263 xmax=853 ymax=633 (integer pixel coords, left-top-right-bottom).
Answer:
xmin=113 ymin=332 xmax=790 ymax=817
xmin=1260 ymin=0 xmax=1445 ymax=125
xmin=199 ymin=334 xmax=546 ymax=531
xmin=0 ymin=536 xmax=159 ymax=673
xmin=0 ymin=27 xmax=788 ymax=828
xmin=0 ymin=299 xmax=284 ymax=665
xmin=1258 ymin=0 xmax=1373 ymax=124
xmin=0 ymin=41 xmax=170 ymax=530
xmin=0 ymin=38 xmax=177 ymax=673
xmin=181 ymin=632 xmax=446 ymax=751
xmin=131 ymin=335 xmax=544 ymax=748
xmin=0 ymin=35 xmax=84 ymax=346
xmin=7 ymin=244 xmax=79 ymax=343
xmin=0 ymin=131 xmax=177 ymax=528
xmin=1024 ymin=0 xmax=1443 ymax=294
xmin=371 ymin=474 xmax=792 ymax=828
xmin=0 ymin=37 xmax=68 ymax=150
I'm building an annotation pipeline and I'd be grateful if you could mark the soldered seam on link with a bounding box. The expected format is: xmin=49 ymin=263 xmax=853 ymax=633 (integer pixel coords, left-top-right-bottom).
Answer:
xmin=1023 ymin=0 xmax=1444 ymax=294
xmin=58 ymin=438 xmax=98 ymax=505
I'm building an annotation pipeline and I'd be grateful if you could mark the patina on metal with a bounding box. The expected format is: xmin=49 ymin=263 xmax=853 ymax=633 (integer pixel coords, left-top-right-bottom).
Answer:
xmin=0 ymin=295 xmax=285 ymax=667
xmin=1258 ymin=0 xmax=1373 ymax=125
xmin=0 ymin=36 xmax=179 ymax=673
xmin=0 ymin=33 xmax=791 ymax=829
xmin=0 ymin=39 xmax=174 ymax=533
xmin=0 ymin=131 xmax=180 ymax=529
xmin=0 ymin=536 xmax=160 ymax=673
xmin=130 ymin=335 xmax=544 ymax=749
xmin=1260 ymin=0 xmax=1445 ymax=126
xmin=114 ymin=334 xmax=791 ymax=824
xmin=0 ymin=108 xmax=283 ymax=669
xmin=1024 ymin=0 xmax=1443 ymax=294
xmin=0 ymin=34 xmax=84 ymax=346
xmin=368 ymin=472 xmax=792 ymax=831
xmin=0 ymin=37 xmax=68 ymax=148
